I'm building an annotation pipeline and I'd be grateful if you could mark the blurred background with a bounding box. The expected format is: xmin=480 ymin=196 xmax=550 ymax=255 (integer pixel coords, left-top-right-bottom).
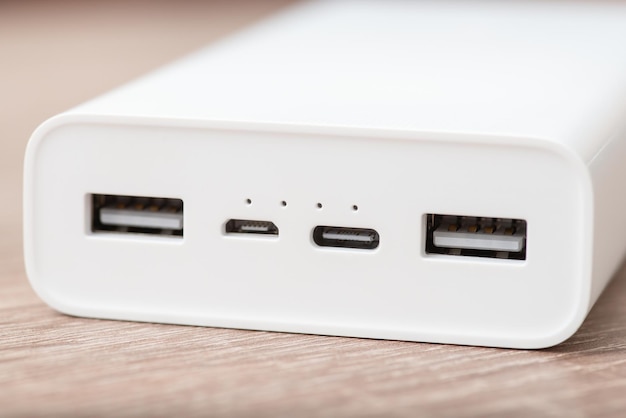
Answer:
xmin=0 ymin=0 xmax=292 ymax=259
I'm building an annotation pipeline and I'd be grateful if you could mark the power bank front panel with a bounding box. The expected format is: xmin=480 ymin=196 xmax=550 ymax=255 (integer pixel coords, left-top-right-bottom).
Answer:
xmin=24 ymin=119 xmax=590 ymax=348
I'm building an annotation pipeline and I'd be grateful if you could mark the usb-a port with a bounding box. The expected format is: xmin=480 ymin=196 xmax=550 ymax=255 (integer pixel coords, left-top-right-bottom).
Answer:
xmin=91 ymin=194 xmax=183 ymax=237
xmin=425 ymin=214 xmax=526 ymax=260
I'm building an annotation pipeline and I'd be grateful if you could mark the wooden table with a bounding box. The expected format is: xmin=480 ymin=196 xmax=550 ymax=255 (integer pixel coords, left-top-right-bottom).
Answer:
xmin=2 ymin=1 xmax=625 ymax=416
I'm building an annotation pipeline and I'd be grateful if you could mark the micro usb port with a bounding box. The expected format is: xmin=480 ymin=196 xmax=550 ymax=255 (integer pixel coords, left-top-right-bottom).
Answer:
xmin=313 ymin=226 xmax=380 ymax=250
xmin=91 ymin=194 xmax=183 ymax=237
xmin=425 ymin=214 xmax=526 ymax=260
xmin=225 ymin=219 xmax=279 ymax=236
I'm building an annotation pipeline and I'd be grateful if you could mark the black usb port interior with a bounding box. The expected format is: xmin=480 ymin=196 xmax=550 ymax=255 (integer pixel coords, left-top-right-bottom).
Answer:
xmin=313 ymin=226 xmax=380 ymax=250
xmin=91 ymin=194 xmax=183 ymax=237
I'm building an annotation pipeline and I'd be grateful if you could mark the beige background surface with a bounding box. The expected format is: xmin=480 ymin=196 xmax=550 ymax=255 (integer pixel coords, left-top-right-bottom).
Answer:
xmin=1 ymin=1 xmax=626 ymax=416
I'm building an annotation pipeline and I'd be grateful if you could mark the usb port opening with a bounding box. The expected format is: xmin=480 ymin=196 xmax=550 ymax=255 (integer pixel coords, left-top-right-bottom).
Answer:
xmin=225 ymin=219 xmax=279 ymax=236
xmin=425 ymin=214 xmax=526 ymax=260
xmin=91 ymin=194 xmax=183 ymax=237
xmin=313 ymin=226 xmax=380 ymax=250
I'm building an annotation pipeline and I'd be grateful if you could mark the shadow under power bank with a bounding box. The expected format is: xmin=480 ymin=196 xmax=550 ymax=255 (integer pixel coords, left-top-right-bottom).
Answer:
xmin=24 ymin=1 xmax=626 ymax=349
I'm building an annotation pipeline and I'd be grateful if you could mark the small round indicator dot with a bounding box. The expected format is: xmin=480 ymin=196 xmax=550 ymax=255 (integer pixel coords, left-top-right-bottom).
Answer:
xmin=281 ymin=201 xmax=287 ymax=207
xmin=317 ymin=203 xmax=323 ymax=209
xmin=246 ymin=198 xmax=252 ymax=205
xmin=352 ymin=205 xmax=359 ymax=211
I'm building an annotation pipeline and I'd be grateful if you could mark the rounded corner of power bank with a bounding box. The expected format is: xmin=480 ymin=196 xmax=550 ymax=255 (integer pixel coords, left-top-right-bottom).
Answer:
xmin=27 ymin=112 xmax=80 ymax=147
xmin=22 ymin=263 xmax=81 ymax=319
xmin=529 ymin=136 xmax=594 ymax=196
xmin=24 ymin=113 xmax=90 ymax=181
xmin=519 ymin=304 xmax=590 ymax=350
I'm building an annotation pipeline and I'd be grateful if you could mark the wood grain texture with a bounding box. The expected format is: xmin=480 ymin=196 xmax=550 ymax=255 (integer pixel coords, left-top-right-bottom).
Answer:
xmin=1 ymin=1 xmax=626 ymax=417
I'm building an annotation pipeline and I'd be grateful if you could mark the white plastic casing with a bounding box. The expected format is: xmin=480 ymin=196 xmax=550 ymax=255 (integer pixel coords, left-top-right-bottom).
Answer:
xmin=23 ymin=1 xmax=626 ymax=349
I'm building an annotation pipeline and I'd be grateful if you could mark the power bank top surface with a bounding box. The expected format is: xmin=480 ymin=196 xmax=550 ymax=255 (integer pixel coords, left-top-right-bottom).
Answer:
xmin=67 ymin=0 xmax=626 ymax=161
xmin=24 ymin=1 xmax=626 ymax=349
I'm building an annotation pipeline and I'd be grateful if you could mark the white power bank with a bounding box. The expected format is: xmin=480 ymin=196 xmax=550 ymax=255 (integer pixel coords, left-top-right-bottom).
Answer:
xmin=24 ymin=0 xmax=626 ymax=349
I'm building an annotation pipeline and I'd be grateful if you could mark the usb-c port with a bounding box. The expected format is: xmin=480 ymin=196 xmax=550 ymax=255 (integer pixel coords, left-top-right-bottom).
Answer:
xmin=313 ymin=226 xmax=379 ymax=250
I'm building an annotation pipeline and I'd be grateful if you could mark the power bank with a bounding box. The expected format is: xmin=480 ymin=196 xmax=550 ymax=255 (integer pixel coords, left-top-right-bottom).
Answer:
xmin=23 ymin=0 xmax=626 ymax=349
